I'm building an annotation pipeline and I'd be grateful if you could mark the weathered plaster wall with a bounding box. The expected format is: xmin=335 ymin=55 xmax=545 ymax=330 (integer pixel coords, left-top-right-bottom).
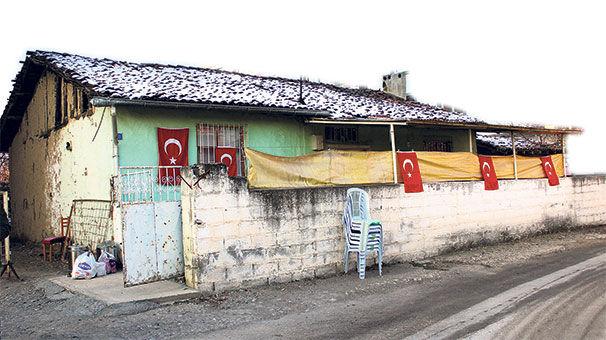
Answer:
xmin=115 ymin=106 xmax=315 ymax=166
xmin=8 ymin=72 xmax=115 ymax=240
xmin=181 ymin=166 xmax=606 ymax=293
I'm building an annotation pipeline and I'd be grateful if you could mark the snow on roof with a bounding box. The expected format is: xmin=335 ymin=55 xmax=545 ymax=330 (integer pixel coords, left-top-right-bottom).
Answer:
xmin=28 ymin=51 xmax=481 ymax=124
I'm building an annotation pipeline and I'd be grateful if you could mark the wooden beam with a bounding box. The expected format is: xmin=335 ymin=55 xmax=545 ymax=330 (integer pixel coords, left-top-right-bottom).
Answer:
xmin=562 ymin=134 xmax=567 ymax=176
xmin=468 ymin=129 xmax=473 ymax=153
xmin=511 ymin=131 xmax=518 ymax=179
xmin=390 ymin=124 xmax=398 ymax=184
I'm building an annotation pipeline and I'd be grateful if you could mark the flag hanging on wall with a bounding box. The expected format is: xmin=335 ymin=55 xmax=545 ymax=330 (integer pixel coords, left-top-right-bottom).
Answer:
xmin=157 ymin=127 xmax=189 ymax=185
xmin=215 ymin=147 xmax=238 ymax=177
xmin=540 ymin=155 xmax=560 ymax=186
xmin=478 ymin=156 xmax=499 ymax=190
xmin=397 ymin=151 xmax=424 ymax=193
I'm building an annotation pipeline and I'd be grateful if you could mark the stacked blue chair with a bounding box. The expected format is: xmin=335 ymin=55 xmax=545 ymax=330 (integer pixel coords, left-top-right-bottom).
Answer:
xmin=342 ymin=188 xmax=383 ymax=279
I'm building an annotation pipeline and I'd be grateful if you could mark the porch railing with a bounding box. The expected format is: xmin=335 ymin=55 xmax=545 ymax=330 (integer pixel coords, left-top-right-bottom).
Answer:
xmin=118 ymin=166 xmax=182 ymax=204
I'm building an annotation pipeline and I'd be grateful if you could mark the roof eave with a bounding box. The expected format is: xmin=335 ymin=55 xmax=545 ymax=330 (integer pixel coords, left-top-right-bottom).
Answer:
xmin=90 ymin=97 xmax=332 ymax=118
xmin=306 ymin=118 xmax=583 ymax=134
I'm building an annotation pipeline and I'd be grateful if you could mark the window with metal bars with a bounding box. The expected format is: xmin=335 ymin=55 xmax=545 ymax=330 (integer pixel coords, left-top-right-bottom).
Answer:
xmin=196 ymin=123 xmax=246 ymax=176
xmin=423 ymin=138 xmax=452 ymax=152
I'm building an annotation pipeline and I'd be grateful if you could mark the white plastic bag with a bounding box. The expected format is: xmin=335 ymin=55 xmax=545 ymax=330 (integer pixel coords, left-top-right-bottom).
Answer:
xmin=98 ymin=250 xmax=118 ymax=274
xmin=94 ymin=261 xmax=107 ymax=277
xmin=72 ymin=251 xmax=97 ymax=279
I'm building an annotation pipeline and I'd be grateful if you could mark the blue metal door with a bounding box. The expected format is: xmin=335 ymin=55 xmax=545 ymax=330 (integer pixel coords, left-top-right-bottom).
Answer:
xmin=119 ymin=167 xmax=184 ymax=286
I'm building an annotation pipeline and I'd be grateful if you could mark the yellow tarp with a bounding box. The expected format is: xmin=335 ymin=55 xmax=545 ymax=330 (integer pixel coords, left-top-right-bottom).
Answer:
xmin=246 ymin=148 xmax=394 ymax=188
xmin=415 ymin=152 xmax=564 ymax=181
xmin=245 ymin=148 xmax=564 ymax=189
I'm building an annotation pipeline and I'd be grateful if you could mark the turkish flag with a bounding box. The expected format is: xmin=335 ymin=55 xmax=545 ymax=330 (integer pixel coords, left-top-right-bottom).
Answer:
xmin=157 ymin=128 xmax=189 ymax=185
xmin=540 ymin=155 xmax=560 ymax=186
xmin=397 ymin=152 xmax=423 ymax=193
xmin=478 ymin=156 xmax=499 ymax=190
xmin=215 ymin=147 xmax=238 ymax=177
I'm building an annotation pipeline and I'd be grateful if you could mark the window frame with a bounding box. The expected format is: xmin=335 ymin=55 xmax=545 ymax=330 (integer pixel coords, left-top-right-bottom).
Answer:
xmin=324 ymin=126 xmax=359 ymax=144
xmin=196 ymin=123 xmax=246 ymax=177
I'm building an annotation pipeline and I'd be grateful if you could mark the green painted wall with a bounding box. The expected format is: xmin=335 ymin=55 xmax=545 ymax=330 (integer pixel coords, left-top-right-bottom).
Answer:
xmin=115 ymin=106 xmax=315 ymax=166
xmin=115 ymin=105 xmax=476 ymax=167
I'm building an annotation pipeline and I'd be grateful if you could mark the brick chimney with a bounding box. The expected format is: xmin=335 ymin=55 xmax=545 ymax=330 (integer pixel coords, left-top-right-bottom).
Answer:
xmin=382 ymin=71 xmax=408 ymax=99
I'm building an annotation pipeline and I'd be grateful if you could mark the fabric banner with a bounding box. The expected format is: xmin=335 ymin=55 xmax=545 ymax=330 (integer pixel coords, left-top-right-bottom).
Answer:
xmin=245 ymin=148 xmax=393 ymax=189
xmin=245 ymin=148 xmax=564 ymax=189
xmin=478 ymin=156 xmax=498 ymax=190
xmin=157 ymin=127 xmax=189 ymax=185
xmin=216 ymin=147 xmax=238 ymax=177
xmin=415 ymin=152 xmax=564 ymax=181
xmin=397 ymin=152 xmax=424 ymax=193
xmin=540 ymin=156 xmax=560 ymax=186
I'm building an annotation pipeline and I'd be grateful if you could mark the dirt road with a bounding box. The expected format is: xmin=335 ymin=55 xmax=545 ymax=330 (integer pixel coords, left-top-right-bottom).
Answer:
xmin=1 ymin=226 xmax=606 ymax=339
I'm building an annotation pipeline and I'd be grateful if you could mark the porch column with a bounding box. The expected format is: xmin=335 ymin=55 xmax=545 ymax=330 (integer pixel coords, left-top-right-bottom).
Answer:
xmin=511 ymin=131 xmax=518 ymax=179
xmin=390 ymin=124 xmax=397 ymax=184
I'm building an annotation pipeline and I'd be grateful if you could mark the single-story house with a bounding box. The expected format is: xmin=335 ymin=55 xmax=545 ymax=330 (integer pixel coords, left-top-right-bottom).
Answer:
xmin=2 ymin=51 xmax=599 ymax=289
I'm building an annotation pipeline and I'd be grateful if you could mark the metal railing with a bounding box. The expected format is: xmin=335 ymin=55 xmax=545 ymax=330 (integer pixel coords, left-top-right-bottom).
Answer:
xmin=118 ymin=166 xmax=182 ymax=204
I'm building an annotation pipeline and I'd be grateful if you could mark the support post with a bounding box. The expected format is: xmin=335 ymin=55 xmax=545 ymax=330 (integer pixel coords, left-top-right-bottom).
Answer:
xmin=390 ymin=124 xmax=397 ymax=184
xmin=511 ymin=131 xmax=518 ymax=179
xmin=3 ymin=237 xmax=9 ymax=262
xmin=562 ymin=134 xmax=567 ymax=177
xmin=468 ymin=129 xmax=474 ymax=153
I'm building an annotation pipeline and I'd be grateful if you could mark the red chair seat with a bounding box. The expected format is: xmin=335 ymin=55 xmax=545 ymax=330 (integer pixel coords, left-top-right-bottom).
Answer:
xmin=42 ymin=236 xmax=66 ymax=245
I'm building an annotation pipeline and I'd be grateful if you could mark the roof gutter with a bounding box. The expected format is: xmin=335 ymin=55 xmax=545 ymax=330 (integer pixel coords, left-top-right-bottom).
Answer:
xmin=305 ymin=119 xmax=407 ymax=126
xmin=91 ymin=97 xmax=332 ymax=118
xmin=306 ymin=118 xmax=582 ymax=134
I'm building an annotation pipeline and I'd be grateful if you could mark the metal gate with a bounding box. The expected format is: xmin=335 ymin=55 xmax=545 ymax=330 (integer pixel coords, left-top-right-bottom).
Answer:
xmin=119 ymin=166 xmax=184 ymax=285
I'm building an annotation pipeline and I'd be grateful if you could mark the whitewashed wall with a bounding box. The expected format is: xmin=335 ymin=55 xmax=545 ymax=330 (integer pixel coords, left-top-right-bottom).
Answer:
xmin=181 ymin=164 xmax=606 ymax=293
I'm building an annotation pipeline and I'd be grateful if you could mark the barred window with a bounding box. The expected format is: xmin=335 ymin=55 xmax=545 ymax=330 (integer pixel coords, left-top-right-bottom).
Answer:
xmin=196 ymin=123 xmax=246 ymax=176
xmin=423 ymin=137 xmax=452 ymax=152
xmin=325 ymin=126 xmax=358 ymax=144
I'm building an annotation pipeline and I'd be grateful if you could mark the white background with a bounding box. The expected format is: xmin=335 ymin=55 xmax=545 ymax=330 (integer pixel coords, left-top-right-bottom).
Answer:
xmin=1 ymin=0 xmax=604 ymax=173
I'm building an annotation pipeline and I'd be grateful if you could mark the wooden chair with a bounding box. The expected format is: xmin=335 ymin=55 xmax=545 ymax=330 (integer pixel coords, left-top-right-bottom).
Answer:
xmin=42 ymin=217 xmax=71 ymax=262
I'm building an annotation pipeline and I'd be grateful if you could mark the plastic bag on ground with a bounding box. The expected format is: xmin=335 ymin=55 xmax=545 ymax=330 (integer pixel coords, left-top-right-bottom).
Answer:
xmin=98 ymin=250 xmax=117 ymax=274
xmin=72 ymin=252 xmax=97 ymax=279
xmin=94 ymin=261 xmax=107 ymax=277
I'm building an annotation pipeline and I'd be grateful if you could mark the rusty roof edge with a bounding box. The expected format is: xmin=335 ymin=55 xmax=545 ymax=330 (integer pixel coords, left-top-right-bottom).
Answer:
xmin=306 ymin=118 xmax=583 ymax=134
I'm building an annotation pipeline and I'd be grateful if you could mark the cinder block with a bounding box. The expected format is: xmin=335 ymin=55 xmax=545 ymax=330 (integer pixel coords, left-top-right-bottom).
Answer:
xmin=183 ymin=172 xmax=606 ymax=293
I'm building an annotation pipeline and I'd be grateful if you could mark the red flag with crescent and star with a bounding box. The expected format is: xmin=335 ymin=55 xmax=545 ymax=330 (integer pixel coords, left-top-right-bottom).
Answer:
xmin=157 ymin=127 xmax=189 ymax=185
xmin=215 ymin=147 xmax=238 ymax=177
xmin=478 ymin=155 xmax=499 ymax=190
xmin=540 ymin=155 xmax=560 ymax=186
xmin=397 ymin=151 xmax=423 ymax=193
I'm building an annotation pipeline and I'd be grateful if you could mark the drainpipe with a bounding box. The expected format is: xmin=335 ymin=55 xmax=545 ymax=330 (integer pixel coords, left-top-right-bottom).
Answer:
xmin=390 ymin=124 xmax=397 ymax=184
xmin=511 ymin=131 xmax=518 ymax=179
xmin=110 ymin=106 xmax=119 ymax=177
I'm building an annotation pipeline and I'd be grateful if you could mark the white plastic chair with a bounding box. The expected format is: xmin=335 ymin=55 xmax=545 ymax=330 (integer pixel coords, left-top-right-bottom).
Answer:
xmin=342 ymin=188 xmax=383 ymax=279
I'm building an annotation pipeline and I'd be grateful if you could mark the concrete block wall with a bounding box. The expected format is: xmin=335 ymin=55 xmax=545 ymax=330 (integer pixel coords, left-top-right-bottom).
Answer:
xmin=181 ymin=164 xmax=606 ymax=293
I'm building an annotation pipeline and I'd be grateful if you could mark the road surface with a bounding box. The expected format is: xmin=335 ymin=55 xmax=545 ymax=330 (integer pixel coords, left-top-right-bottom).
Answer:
xmin=207 ymin=241 xmax=606 ymax=339
xmin=1 ymin=227 xmax=605 ymax=339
